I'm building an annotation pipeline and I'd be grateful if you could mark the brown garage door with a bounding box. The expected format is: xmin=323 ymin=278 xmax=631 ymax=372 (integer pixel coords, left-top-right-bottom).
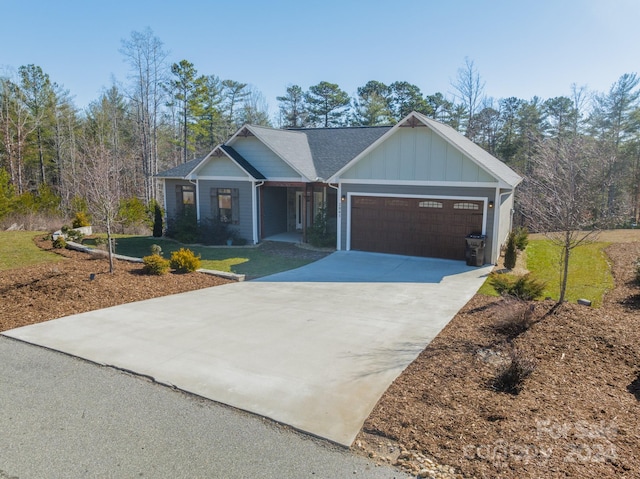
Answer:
xmin=350 ymin=196 xmax=483 ymax=259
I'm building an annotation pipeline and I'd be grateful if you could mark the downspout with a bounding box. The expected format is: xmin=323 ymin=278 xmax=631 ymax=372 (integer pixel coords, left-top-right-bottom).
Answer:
xmin=327 ymin=182 xmax=340 ymax=250
xmin=188 ymin=179 xmax=200 ymax=221
xmin=253 ymin=181 xmax=264 ymax=245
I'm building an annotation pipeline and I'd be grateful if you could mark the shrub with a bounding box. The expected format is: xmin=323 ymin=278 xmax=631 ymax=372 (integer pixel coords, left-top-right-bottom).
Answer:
xmin=307 ymin=205 xmax=336 ymax=248
xmin=196 ymin=217 xmax=231 ymax=245
xmin=493 ymin=299 xmax=536 ymax=340
xmin=72 ymin=211 xmax=91 ymax=228
xmin=118 ymin=197 xmax=149 ymax=231
xmin=489 ymin=272 xmax=546 ymax=300
xmin=150 ymin=244 xmax=162 ymax=256
xmin=52 ymin=236 xmax=66 ymax=249
xmin=64 ymin=228 xmax=84 ymax=242
xmin=142 ymin=254 xmax=170 ymax=275
xmin=504 ymin=231 xmax=517 ymax=270
xmin=491 ymin=347 xmax=536 ymax=395
xmin=166 ymin=206 xmax=198 ymax=244
xmin=514 ymin=226 xmax=529 ymax=251
xmin=170 ymin=248 xmax=201 ymax=273
xmin=152 ymin=201 xmax=164 ymax=238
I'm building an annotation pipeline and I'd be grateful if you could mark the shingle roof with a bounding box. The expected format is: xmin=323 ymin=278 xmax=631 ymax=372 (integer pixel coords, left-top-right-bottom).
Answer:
xmin=156 ymin=157 xmax=205 ymax=178
xmin=296 ymin=126 xmax=392 ymax=179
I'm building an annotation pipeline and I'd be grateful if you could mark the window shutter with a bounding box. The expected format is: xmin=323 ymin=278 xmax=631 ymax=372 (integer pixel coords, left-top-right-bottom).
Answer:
xmin=231 ymin=188 xmax=240 ymax=224
xmin=175 ymin=186 xmax=182 ymax=212
xmin=210 ymin=188 xmax=219 ymax=220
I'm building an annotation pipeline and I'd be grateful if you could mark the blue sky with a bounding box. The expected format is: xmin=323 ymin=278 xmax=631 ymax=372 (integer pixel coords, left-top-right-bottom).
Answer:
xmin=1 ymin=0 xmax=638 ymax=117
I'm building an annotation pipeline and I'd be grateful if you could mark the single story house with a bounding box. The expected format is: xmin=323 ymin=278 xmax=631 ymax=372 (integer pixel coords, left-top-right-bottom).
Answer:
xmin=157 ymin=111 xmax=522 ymax=264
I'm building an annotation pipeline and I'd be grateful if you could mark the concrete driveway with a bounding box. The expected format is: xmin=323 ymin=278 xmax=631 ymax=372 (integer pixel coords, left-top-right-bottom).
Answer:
xmin=4 ymin=251 xmax=492 ymax=446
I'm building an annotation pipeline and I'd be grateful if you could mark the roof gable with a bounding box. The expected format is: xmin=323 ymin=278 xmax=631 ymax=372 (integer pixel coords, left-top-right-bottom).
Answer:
xmin=330 ymin=112 xmax=522 ymax=188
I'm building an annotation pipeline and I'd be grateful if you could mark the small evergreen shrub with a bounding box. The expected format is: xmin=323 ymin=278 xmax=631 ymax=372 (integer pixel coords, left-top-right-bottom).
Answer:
xmin=150 ymin=244 xmax=162 ymax=256
xmin=170 ymin=248 xmax=201 ymax=273
xmin=307 ymin=206 xmax=336 ymax=248
xmin=166 ymin=206 xmax=198 ymax=244
xmin=72 ymin=211 xmax=91 ymax=228
xmin=489 ymin=272 xmax=546 ymax=300
xmin=152 ymin=202 xmax=163 ymax=238
xmin=491 ymin=348 xmax=536 ymax=395
xmin=52 ymin=236 xmax=66 ymax=249
xmin=504 ymin=231 xmax=517 ymax=270
xmin=64 ymin=228 xmax=84 ymax=242
xmin=142 ymin=254 xmax=170 ymax=275
xmin=514 ymin=226 xmax=529 ymax=251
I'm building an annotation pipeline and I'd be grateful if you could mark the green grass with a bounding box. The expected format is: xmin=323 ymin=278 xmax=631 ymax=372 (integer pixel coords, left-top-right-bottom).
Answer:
xmin=480 ymin=239 xmax=614 ymax=307
xmin=110 ymin=236 xmax=317 ymax=279
xmin=0 ymin=231 xmax=63 ymax=271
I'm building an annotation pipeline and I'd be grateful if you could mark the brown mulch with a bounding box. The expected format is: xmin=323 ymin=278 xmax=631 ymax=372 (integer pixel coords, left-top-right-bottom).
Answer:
xmin=0 ymin=236 xmax=232 ymax=332
xmin=359 ymin=237 xmax=640 ymax=478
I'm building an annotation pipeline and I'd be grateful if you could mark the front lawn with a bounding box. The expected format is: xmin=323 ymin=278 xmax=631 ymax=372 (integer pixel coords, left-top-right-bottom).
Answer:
xmin=481 ymin=238 xmax=613 ymax=307
xmin=109 ymin=236 xmax=323 ymax=279
xmin=0 ymin=231 xmax=63 ymax=271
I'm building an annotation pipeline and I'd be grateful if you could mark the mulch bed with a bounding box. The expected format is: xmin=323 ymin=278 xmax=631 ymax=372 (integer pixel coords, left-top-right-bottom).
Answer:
xmin=359 ymin=241 xmax=640 ymax=478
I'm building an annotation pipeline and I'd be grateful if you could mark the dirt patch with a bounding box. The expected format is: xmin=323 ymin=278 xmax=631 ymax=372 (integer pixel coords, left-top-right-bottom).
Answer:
xmin=359 ymin=236 xmax=640 ymax=478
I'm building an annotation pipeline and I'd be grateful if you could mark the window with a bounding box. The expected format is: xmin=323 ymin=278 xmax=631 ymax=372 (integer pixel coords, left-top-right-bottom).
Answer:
xmin=175 ymin=185 xmax=195 ymax=213
xmin=453 ymin=202 xmax=479 ymax=210
xmin=211 ymin=188 xmax=239 ymax=224
xmin=418 ymin=201 xmax=443 ymax=208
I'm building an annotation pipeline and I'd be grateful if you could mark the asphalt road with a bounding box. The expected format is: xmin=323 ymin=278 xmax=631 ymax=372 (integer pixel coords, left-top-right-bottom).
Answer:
xmin=0 ymin=337 xmax=408 ymax=479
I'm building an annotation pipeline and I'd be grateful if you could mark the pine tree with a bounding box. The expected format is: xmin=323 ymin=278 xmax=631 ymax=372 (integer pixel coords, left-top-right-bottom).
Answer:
xmin=504 ymin=231 xmax=517 ymax=270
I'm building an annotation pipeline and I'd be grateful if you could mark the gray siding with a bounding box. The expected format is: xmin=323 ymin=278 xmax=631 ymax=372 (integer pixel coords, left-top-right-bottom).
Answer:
xmin=198 ymin=179 xmax=254 ymax=243
xmin=262 ymin=187 xmax=288 ymax=237
xmin=339 ymin=183 xmax=497 ymax=263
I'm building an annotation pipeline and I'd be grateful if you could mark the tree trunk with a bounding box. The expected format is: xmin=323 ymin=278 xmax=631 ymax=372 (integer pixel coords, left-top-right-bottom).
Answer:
xmin=106 ymin=216 xmax=115 ymax=273
xmin=558 ymin=231 xmax=571 ymax=304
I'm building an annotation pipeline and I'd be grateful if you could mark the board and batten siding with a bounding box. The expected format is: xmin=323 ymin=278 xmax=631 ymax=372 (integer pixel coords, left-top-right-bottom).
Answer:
xmin=195 ymin=155 xmax=248 ymax=177
xmin=338 ymin=184 xmax=497 ymax=262
xmin=198 ymin=179 xmax=254 ymax=242
xmin=341 ymin=126 xmax=496 ymax=183
xmin=231 ymin=136 xmax=301 ymax=179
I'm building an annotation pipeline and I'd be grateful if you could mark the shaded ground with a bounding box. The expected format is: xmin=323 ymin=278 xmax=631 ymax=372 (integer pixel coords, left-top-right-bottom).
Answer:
xmin=358 ymin=232 xmax=640 ymax=478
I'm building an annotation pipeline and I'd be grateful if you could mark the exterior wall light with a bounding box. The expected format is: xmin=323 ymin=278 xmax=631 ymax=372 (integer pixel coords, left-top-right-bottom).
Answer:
xmin=488 ymin=201 xmax=494 ymax=208
xmin=341 ymin=195 xmax=346 ymax=202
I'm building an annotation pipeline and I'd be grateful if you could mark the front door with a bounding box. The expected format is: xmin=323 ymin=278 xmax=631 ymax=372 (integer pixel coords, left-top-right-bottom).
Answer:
xmin=295 ymin=191 xmax=304 ymax=230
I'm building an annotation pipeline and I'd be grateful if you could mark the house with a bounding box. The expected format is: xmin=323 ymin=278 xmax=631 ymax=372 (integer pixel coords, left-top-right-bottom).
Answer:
xmin=157 ymin=111 xmax=522 ymax=264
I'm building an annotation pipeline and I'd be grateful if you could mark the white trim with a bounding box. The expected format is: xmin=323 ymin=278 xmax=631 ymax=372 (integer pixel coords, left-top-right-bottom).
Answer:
xmin=192 ymin=176 xmax=253 ymax=182
xmin=344 ymin=192 xmax=488 ymax=252
xmin=194 ymin=180 xmax=201 ymax=221
xmin=491 ymin=187 xmax=501 ymax=264
xmin=338 ymin=178 xmax=500 ymax=188
xmin=262 ymin=177 xmax=308 ymax=183
xmin=252 ymin=181 xmax=263 ymax=244
xmin=162 ymin=180 xmax=167 ymax=228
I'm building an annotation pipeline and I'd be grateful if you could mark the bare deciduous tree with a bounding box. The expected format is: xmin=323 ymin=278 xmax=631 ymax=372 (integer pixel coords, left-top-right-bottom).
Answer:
xmin=451 ymin=57 xmax=486 ymax=140
xmin=520 ymin=135 xmax=603 ymax=304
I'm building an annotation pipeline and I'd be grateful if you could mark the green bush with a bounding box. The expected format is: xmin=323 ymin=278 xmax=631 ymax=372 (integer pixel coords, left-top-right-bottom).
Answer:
xmin=307 ymin=205 xmax=336 ymax=248
xmin=72 ymin=211 xmax=91 ymax=228
xmin=170 ymin=248 xmax=201 ymax=273
xmin=64 ymin=228 xmax=84 ymax=242
xmin=504 ymin=231 xmax=517 ymax=270
xmin=52 ymin=236 xmax=67 ymax=249
xmin=142 ymin=254 xmax=170 ymax=275
xmin=166 ymin=206 xmax=198 ymax=244
xmin=489 ymin=272 xmax=546 ymax=300
xmin=118 ymin=197 xmax=149 ymax=230
xmin=150 ymin=244 xmax=162 ymax=256
xmin=152 ymin=201 xmax=164 ymax=238
xmin=514 ymin=226 xmax=529 ymax=251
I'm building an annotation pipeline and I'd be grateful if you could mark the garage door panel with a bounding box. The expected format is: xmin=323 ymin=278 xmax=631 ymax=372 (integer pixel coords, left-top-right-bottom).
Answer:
xmin=350 ymin=196 xmax=483 ymax=260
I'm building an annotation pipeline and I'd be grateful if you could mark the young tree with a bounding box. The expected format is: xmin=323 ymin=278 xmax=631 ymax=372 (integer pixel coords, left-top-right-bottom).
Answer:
xmin=520 ymin=135 xmax=602 ymax=304
xmin=237 ymin=87 xmax=271 ymax=126
xmin=304 ymin=81 xmax=350 ymax=127
xmin=277 ymin=84 xmax=307 ymax=128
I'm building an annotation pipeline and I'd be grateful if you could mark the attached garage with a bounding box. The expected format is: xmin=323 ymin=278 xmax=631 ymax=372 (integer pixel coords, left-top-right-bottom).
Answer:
xmin=349 ymin=195 xmax=484 ymax=260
